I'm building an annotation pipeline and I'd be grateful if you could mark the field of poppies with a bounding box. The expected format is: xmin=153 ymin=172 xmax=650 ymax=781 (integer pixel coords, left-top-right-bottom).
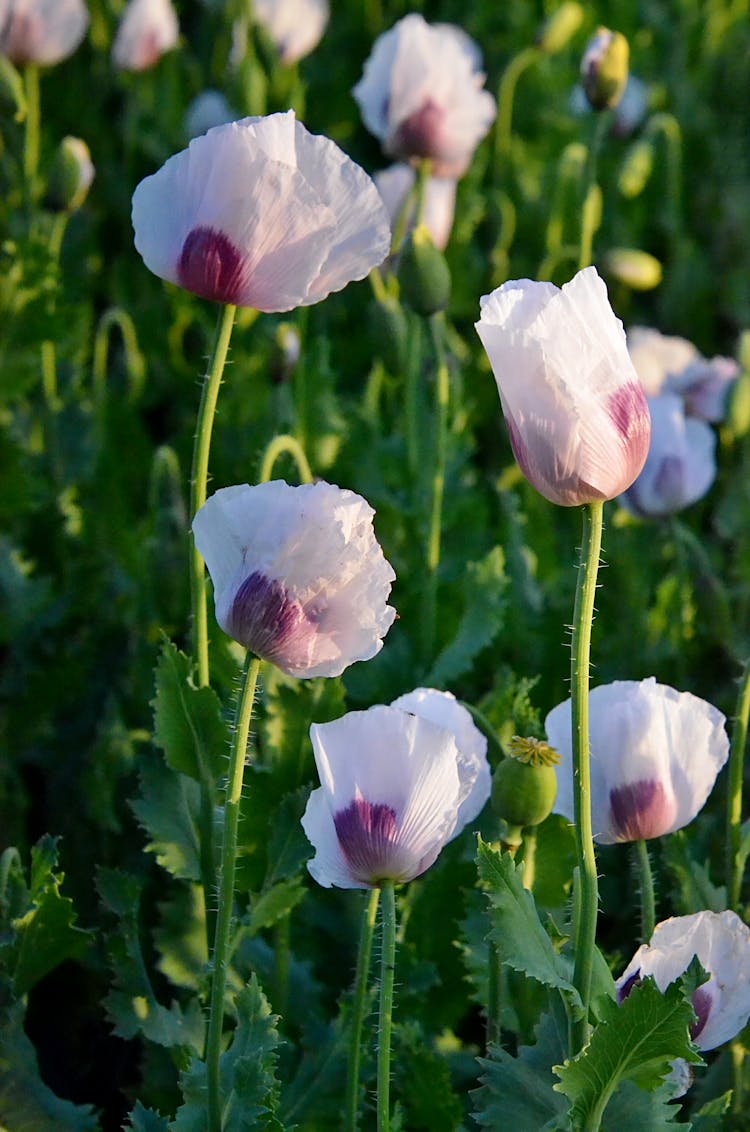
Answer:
xmin=3 ymin=1 xmax=750 ymax=1129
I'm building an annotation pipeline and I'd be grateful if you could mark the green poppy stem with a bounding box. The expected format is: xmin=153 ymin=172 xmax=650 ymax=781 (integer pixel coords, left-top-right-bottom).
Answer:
xmin=569 ymin=500 xmax=604 ymax=1054
xmin=726 ymin=659 xmax=750 ymax=908
xmin=345 ymin=886 xmax=381 ymax=1132
xmin=634 ymin=838 xmax=656 ymax=942
xmin=377 ymin=880 xmax=397 ymax=1132
xmin=206 ymin=651 xmax=262 ymax=1132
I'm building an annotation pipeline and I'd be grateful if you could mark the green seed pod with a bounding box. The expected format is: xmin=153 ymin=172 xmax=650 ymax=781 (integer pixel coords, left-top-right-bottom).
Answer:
xmin=398 ymin=223 xmax=451 ymax=316
xmin=580 ymin=27 xmax=630 ymax=111
xmin=491 ymin=736 xmax=559 ymax=829
xmin=603 ymin=247 xmax=663 ymax=291
xmin=538 ymin=2 xmax=584 ymax=55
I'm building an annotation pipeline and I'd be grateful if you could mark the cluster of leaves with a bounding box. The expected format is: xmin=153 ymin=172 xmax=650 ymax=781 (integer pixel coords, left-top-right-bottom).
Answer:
xmin=2 ymin=0 xmax=750 ymax=1128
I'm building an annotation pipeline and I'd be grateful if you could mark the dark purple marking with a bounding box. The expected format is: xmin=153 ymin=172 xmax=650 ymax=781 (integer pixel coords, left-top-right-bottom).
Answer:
xmin=609 ymin=778 xmax=675 ymax=841
xmin=617 ymin=970 xmax=641 ymax=1003
xmin=177 ymin=225 xmax=249 ymax=304
xmin=607 ymin=382 xmax=651 ymax=470
xmin=334 ymin=797 xmax=399 ymax=884
xmin=690 ymin=985 xmax=713 ymax=1042
xmin=506 ymin=416 xmax=602 ymax=506
xmin=229 ymin=571 xmax=316 ymax=668
xmin=391 ymin=100 xmax=445 ymax=161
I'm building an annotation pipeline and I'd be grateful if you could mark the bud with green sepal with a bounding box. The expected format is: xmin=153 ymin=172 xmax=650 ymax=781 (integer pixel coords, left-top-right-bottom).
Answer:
xmin=398 ymin=223 xmax=451 ymax=316
xmin=580 ymin=27 xmax=629 ymax=111
xmin=44 ymin=136 xmax=94 ymax=213
xmin=537 ymin=2 xmax=584 ymax=55
xmin=491 ymin=736 xmax=559 ymax=848
xmin=603 ymin=247 xmax=662 ymax=291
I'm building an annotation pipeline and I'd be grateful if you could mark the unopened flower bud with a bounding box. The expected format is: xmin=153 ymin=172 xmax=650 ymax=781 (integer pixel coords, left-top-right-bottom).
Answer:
xmin=580 ymin=27 xmax=629 ymax=111
xmin=725 ymin=359 xmax=750 ymax=440
xmin=370 ymin=295 xmax=409 ymax=374
xmin=491 ymin=736 xmax=559 ymax=832
xmin=44 ymin=136 xmax=94 ymax=213
xmin=618 ymin=138 xmax=654 ymax=198
xmin=604 ymin=247 xmax=662 ymax=291
xmin=398 ymin=223 xmax=451 ymax=316
xmin=538 ymin=2 xmax=584 ymax=55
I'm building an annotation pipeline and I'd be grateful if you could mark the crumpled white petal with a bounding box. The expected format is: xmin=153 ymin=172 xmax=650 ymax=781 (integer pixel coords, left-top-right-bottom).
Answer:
xmin=621 ymin=392 xmax=717 ymax=517
xmin=253 ymin=0 xmax=328 ymax=65
xmin=112 ymin=0 xmax=179 ymax=72
xmin=545 ymin=678 xmax=729 ymax=844
xmin=353 ymin=14 xmax=496 ymax=178
xmin=0 ymin=0 xmax=88 ymax=65
xmin=192 ymin=480 xmax=396 ymax=679
xmin=302 ymin=705 xmax=472 ymax=888
xmin=390 ymin=687 xmax=490 ymax=829
xmin=476 ymin=267 xmax=651 ymax=506
xmin=616 ymin=911 xmax=750 ymax=1050
xmin=132 ymin=110 xmax=391 ymax=310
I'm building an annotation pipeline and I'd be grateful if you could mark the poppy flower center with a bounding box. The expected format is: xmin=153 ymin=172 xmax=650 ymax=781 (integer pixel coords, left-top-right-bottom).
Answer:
xmin=609 ymin=778 xmax=677 ymax=840
xmin=334 ymin=797 xmax=401 ymax=883
xmin=690 ymin=985 xmax=713 ymax=1042
xmin=177 ymin=225 xmax=249 ymax=304
xmin=228 ymin=570 xmax=319 ymax=668
xmin=391 ymin=99 xmax=446 ymax=161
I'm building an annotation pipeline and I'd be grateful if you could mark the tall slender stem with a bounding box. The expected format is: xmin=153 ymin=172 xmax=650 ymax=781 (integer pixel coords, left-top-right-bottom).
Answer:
xmin=23 ymin=63 xmax=40 ymax=195
xmin=258 ymin=433 xmax=313 ymax=485
xmin=578 ymin=112 xmax=611 ymax=270
xmin=569 ymin=500 xmax=604 ymax=1054
xmin=494 ymin=46 xmax=542 ymax=165
xmin=726 ymin=659 xmax=750 ymax=908
xmin=190 ymin=302 xmax=237 ymax=688
xmin=346 ymin=887 xmax=381 ymax=1132
xmin=421 ymin=312 xmax=450 ymax=668
xmin=377 ymin=880 xmax=397 ymax=1132
xmin=634 ymin=839 xmax=656 ymax=942
xmin=206 ymin=652 xmax=262 ymax=1132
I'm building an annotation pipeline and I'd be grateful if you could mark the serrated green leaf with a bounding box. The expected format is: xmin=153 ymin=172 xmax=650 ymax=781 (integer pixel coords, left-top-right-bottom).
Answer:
xmin=0 ymin=998 xmax=99 ymax=1131
xmin=8 ymin=836 xmax=91 ymax=996
xmin=152 ymin=638 xmax=229 ymax=782
xmin=428 ymin=546 xmax=509 ymax=684
xmin=126 ymin=1101 xmax=170 ymax=1131
xmin=248 ymin=877 xmax=307 ymax=935
xmin=473 ymin=1010 xmax=569 ymax=1130
xmin=553 ymin=978 xmax=702 ymax=1126
xmin=601 ymin=1080 xmax=688 ymax=1130
xmin=476 ymin=837 xmax=583 ymax=1018
xmin=171 ymin=975 xmax=282 ymax=1132
xmin=130 ymin=752 xmax=203 ymax=881
xmin=691 ymin=1089 xmax=731 ymax=1130
xmin=97 ymin=868 xmax=204 ymax=1054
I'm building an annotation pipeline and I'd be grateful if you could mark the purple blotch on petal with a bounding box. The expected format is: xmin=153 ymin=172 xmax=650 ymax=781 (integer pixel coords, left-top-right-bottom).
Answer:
xmin=609 ymin=778 xmax=676 ymax=841
xmin=690 ymin=985 xmax=713 ymax=1042
xmin=608 ymin=382 xmax=651 ymax=446
xmin=334 ymin=797 xmax=399 ymax=884
xmin=506 ymin=416 xmax=603 ymax=506
xmin=617 ymin=970 xmax=641 ymax=1003
xmin=229 ymin=570 xmax=317 ymax=667
xmin=177 ymin=225 xmax=250 ymax=304
xmin=391 ymin=99 xmax=445 ymax=160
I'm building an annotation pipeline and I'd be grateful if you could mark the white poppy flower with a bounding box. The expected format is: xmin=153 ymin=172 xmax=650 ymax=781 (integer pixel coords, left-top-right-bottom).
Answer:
xmin=628 ymin=326 xmax=739 ymax=422
xmin=545 ymin=678 xmax=729 ymax=845
xmin=184 ymin=90 xmax=236 ymax=139
xmin=0 ymin=0 xmax=88 ymax=65
xmin=353 ymin=14 xmax=496 ymax=178
xmin=191 ymin=480 xmax=396 ymax=679
xmin=374 ymin=162 xmax=457 ymax=251
xmin=254 ymin=0 xmax=328 ymax=65
xmin=621 ymin=392 xmax=716 ymax=517
xmin=616 ymin=911 xmax=750 ymax=1050
xmin=302 ymin=704 xmax=490 ymax=888
xmin=391 ymin=687 xmax=490 ymax=829
xmin=475 ymin=267 xmax=651 ymax=507
xmin=132 ymin=110 xmax=391 ymax=310
xmin=112 ymin=0 xmax=178 ymax=72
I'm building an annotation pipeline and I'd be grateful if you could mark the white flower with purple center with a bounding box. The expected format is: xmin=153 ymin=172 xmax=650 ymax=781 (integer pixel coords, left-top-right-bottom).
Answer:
xmin=0 ymin=0 xmax=88 ymax=65
xmin=390 ymin=687 xmax=490 ymax=829
xmin=545 ymin=678 xmax=729 ymax=844
xmin=475 ymin=267 xmax=652 ymax=507
xmin=192 ymin=480 xmax=396 ymax=679
xmin=301 ymin=703 xmax=491 ymax=889
xmin=628 ymin=325 xmax=740 ymax=423
xmin=353 ymin=14 xmax=496 ymax=178
xmin=112 ymin=0 xmax=179 ymax=72
xmin=131 ymin=110 xmax=391 ymax=310
xmin=616 ymin=911 xmax=750 ymax=1051
xmin=253 ymin=0 xmax=328 ymax=66
xmin=374 ymin=162 xmax=457 ymax=251
xmin=621 ymin=392 xmax=717 ymax=518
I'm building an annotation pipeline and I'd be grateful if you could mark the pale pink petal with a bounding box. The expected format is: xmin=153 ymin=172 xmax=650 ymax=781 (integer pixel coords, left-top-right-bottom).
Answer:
xmin=112 ymin=0 xmax=178 ymax=72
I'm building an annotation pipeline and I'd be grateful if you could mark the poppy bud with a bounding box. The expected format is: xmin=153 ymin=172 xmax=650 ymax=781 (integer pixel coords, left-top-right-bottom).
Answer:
xmin=491 ymin=736 xmax=559 ymax=833
xmin=44 ymin=136 xmax=94 ymax=213
xmin=580 ymin=27 xmax=629 ymax=111
xmin=398 ymin=223 xmax=451 ymax=316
